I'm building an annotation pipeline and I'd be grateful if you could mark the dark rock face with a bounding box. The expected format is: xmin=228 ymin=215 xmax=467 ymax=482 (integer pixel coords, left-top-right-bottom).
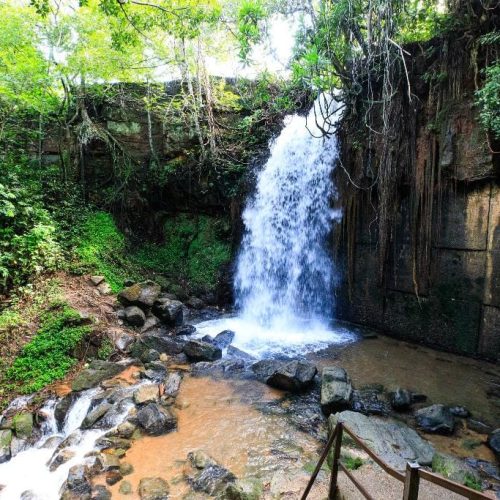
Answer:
xmin=136 ymin=403 xmax=177 ymax=435
xmin=320 ymin=367 xmax=353 ymax=415
xmin=71 ymin=361 xmax=125 ymax=392
xmin=488 ymin=429 xmax=500 ymax=459
xmin=390 ymin=388 xmax=412 ymax=411
xmin=136 ymin=332 xmax=185 ymax=356
xmin=118 ymin=282 xmax=161 ymax=309
xmin=124 ymin=306 xmax=146 ymax=327
xmin=213 ymin=330 xmax=235 ymax=349
xmin=415 ymin=404 xmax=455 ymax=434
xmin=55 ymin=393 xmax=78 ymax=430
xmin=266 ymin=361 xmax=317 ymax=393
xmin=153 ymin=297 xmax=183 ymax=326
xmin=184 ymin=340 xmax=222 ymax=362
xmin=81 ymin=403 xmax=112 ymax=430
xmin=60 ymin=465 xmax=92 ymax=500
xmin=138 ymin=477 xmax=170 ymax=500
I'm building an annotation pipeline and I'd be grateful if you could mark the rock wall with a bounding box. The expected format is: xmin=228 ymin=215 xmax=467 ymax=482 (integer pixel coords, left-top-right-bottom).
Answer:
xmin=335 ymin=34 xmax=499 ymax=360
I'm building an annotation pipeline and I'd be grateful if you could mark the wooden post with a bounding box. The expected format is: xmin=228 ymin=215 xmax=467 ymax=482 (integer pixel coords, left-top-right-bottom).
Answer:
xmin=329 ymin=423 xmax=343 ymax=499
xmin=403 ymin=462 xmax=420 ymax=500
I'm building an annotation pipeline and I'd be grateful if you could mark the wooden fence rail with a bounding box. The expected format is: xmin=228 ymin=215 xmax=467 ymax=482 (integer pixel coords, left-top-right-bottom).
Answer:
xmin=301 ymin=421 xmax=491 ymax=500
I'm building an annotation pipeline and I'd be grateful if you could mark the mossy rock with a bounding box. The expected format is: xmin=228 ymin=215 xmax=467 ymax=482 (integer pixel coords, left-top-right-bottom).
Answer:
xmin=13 ymin=413 xmax=33 ymax=439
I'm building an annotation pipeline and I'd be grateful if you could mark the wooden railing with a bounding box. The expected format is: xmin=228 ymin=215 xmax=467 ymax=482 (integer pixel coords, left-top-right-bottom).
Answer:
xmin=301 ymin=422 xmax=491 ymax=500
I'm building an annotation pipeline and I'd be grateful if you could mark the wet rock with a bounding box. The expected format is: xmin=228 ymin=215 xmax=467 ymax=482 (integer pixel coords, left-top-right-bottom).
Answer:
xmin=187 ymin=452 xmax=236 ymax=495
xmin=227 ymin=346 xmax=256 ymax=360
xmin=113 ymin=422 xmax=137 ymax=439
xmin=213 ymin=330 xmax=235 ymax=349
xmin=415 ymin=404 xmax=455 ymax=434
xmin=119 ymin=481 xmax=132 ymax=495
xmin=221 ymin=479 xmax=263 ymax=500
xmin=488 ymin=429 xmax=500 ymax=459
xmin=140 ymin=349 xmax=160 ymax=363
xmin=186 ymin=297 xmax=205 ymax=309
xmin=468 ymin=419 xmax=493 ymax=435
xmin=171 ymin=324 xmax=196 ymax=336
xmin=390 ymin=388 xmax=412 ymax=411
xmin=91 ymin=485 xmax=112 ymax=500
xmin=114 ymin=332 xmax=135 ymax=352
xmin=124 ymin=306 xmax=146 ymax=327
xmin=153 ymin=297 xmax=183 ymax=326
xmin=137 ymin=403 xmax=177 ymax=435
xmin=97 ymin=453 xmax=121 ymax=472
xmin=9 ymin=436 xmax=27 ymax=457
xmin=48 ymin=449 xmax=76 ymax=471
xmin=351 ymin=388 xmax=390 ymax=416
xmin=330 ymin=411 xmax=435 ymax=470
xmin=81 ymin=403 xmax=112 ymax=429
xmin=252 ymin=360 xmax=317 ymax=393
xmin=105 ymin=470 xmax=123 ymax=485
xmin=71 ymin=361 xmax=125 ymax=391
xmin=135 ymin=332 xmax=184 ymax=357
xmin=118 ymin=281 xmax=161 ymax=309
xmin=184 ymin=339 xmax=222 ymax=362
xmin=41 ymin=435 xmax=63 ymax=449
xmin=13 ymin=412 xmax=33 ymax=439
xmin=95 ymin=436 xmax=132 ymax=451
xmin=120 ymin=462 xmax=134 ymax=475
xmin=320 ymin=367 xmax=353 ymax=415
xmin=0 ymin=429 xmax=12 ymax=463
xmin=138 ymin=477 xmax=170 ymax=499
xmin=188 ymin=450 xmax=217 ymax=469
xmin=449 ymin=406 xmax=470 ymax=418
xmin=90 ymin=276 xmax=105 ymax=286
xmin=164 ymin=372 xmax=182 ymax=397
xmin=134 ymin=384 xmax=160 ymax=405
xmin=141 ymin=314 xmax=161 ymax=333
xmin=432 ymin=452 xmax=481 ymax=486
xmin=60 ymin=465 xmax=91 ymax=499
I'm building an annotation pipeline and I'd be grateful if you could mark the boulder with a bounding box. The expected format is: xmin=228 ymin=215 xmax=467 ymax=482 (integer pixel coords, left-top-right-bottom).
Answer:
xmin=118 ymin=281 xmax=161 ymax=309
xmin=60 ymin=465 xmax=91 ymax=500
xmin=221 ymin=480 xmax=263 ymax=500
xmin=120 ymin=462 xmax=134 ymax=475
xmin=184 ymin=340 xmax=222 ymax=362
xmin=49 ymin=449 xmax=76 ymax=471
xmin=320 ymin=367 xmax=353 ymax=415
xmin=213 ymin=330 xmax=235 ymax=349
xmin=187 ymin=451 xmax=235 ymax=495
xmin=71 ymin=361 xmax=125 ymax=392
xmin=105 ymin=470 xmax=122 ymax=485
xmin=90 ymin=276 xmax=105 ymax=286
xmin=390 ymin=388 xmax=412 ymax=411
xmin=171 ymin=324 xmax=196 ymax=336
xmin=118 ymin=481 xmax=132 ymax=495
xmin=139 ymin=349 xmax=160 ymax=363
xmin=135 ymin=332 xmax=184 ymax=356
xmin=81 ymin=403 xmax=112 ymax=430
xmin=152 ymin=298 xmax=183 ymax=326
xmin=114 ymin=332 xmax=135 ymax=352
xmin=13 ymin=413 xmax=33 ymax=439
xmin=186 ymin=297 xmax=205 ymax=309
xmin=133 ymin=384 xmax=159 ymax=405
xmin=227 ymin=346 xmax=256 ymax=360
xmin=488 ymin=429 xmax=500 ymax=459
xmin=141 ymin=314 xmax=161 ymax=333
xmin=55 ymin=393 xmax=78 ymax=430
xmin=163 ymin=373 xmax=182 ymax=397
xmin=137 ymin=403 xmax=177 ymax=435
xmin=91 ymin=486 xmax=112 ymax=500
xmin=124 ymin=306 xmax=146 ymax=327
xmin=330 ymin=411 xmax=435 ymax=470
xmin=251 ymin=360 xmax=317 ymax=392
xmin=351 ymin=388 xmax=390 ymax=416
xmin=0 ymin=429 xmax=12 ymax=464
xmin=138 ymin=477 xmax=169 ymax=500
xmin=96 ymin=453 xmax=120 ymax=472
xmin=97 ymin=282 xmax=112 ymax=295
xmin=415 ymin=404 xmax=455 ymax=434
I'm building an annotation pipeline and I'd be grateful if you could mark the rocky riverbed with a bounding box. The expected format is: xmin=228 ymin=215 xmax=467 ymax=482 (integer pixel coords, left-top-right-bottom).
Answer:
xmin=0 ymin=279 xmax=498 ymax=499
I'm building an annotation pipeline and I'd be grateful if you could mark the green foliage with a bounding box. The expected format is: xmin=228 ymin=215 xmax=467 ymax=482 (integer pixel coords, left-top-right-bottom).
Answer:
xmin=97 ymin=337 xmax=114 ymax=360
xmin=341 ymin=453 xmax=364 ymax=471
xmin=463 ymin=474 xmax=482 ymax=492
xmin=6 ymin=303 xmax=91 ymax=393
xmin=475 ymin=61 xmax=500 ymax=140
xmin=237 ymin=0 xmax=266 ymax=62
xmin=74 ymin=211 xmax=129 ymax=292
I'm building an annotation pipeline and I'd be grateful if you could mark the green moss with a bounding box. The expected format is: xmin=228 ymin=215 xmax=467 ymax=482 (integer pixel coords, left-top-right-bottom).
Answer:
xmin=464 ymin=474 xmax=482 ymax=491
xmin=6 ymin=303 xmax=92 ymax=393
xmin=97 ymin=337 xmax=114 ymax=360
xmin=341 ymin=453 xmax=364 ymax=470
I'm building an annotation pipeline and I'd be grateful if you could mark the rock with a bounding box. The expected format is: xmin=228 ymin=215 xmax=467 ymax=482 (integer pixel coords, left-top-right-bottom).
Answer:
xmin=186 ymin=297 xmax=205 ymax=309
xmin=330 ymin=411 xmax=435 ymax=470
xmin=114 ymin=332 xmax=135 ymax=352
xmin=134 ymin=384 xmax=160 ymax=405
xmin=12 ymin=413 xmax=33 ymax=439
xmin=184 ymin=340 xmax=222 ymax=362
xmin=171 ymin=324 xmax=196 ymax=336
xmin=351 ymin=388 xmax=390 ymax=416
xmin=187 ymin=454 xmax=236 ymax=495
xmin=390 ymin=388 xmax=412 ymax=411
xmin=95 ymin=435 xmax=132 ymax=451
xmin=468 ymin=419 xmax=493 ymax=435
xmin=49 ymin=449 xmax=76 ymax=471
xmin=449 ymin=406 xmax=470 ymax=418
xmin=81 ymin=403 xmax=112 ymax=429
xmin=90 ymin=486 xmax=111 ymax=500
xmin=213 ymin=330 xmax=235 ymax=349
xmin=320 ymin=367 xmax=353 ymax=415
xmin=153 ymin=297 xmax=183 ymax=326
xmin=163 ymin=372 xmax=182 ymax=397
xmin=118 ymin=281 xmax=162 ymax=309
xmin=60 ymin=465 xmax=92 ymax=499
xmin=140 ymin=349 xmax=160 ymax=363
xmin=97 ymin=282 xmax=112 ymax=295
xmin=141 ymin=314 xmax=161 ymax=333
xmin=97 ymin=453 xmax=121 ymax=472
xmin=0 ymin=429 xmax=12 ymax=464
xmin=54 ymin=393 xmax=78 ymax=430
xmin=411 ymin=393 xmax=428 ymax=404
xmin=488 ymin=429 xmax=500 ymax=459
xmin=124 ymin=306 xmax=146 ymax=327
xmin=105 ymin=470 xmax=123 ymax=485
xmin=90 ymin=276 xmax=105 ymax=286
xmin=221 ymin=479 xmax=262 ymax=500
xmin=9 ymin=436 xmax=27 ymax=457
xmin=251 ymin=360 xmax=317 ymax=392
xmin=138 ymin=477 xmax=170 ymax=499
xmin=432 ymin=452 xmax=481 ymax=486
xmin=135 ymin=332 xmax=184 ymax=356
xmin=227 ymin=346 xmax=255 ymax=360
xmin=137 ymin=403 xmax=177 ymax=435
xmin=71 ymin=361 xmax=125 ymax=391
xmin=188 ymin=450 xmax=217 ymax=469
xmin=120 ymin=462 xmax=134 ymax=475
xmin=112 ymin=422 xmax=137 ymax=439
xmin=119 ymin=481 xmax=132 ymax=495
xmin=415 ymin=404 xmax=455 ymax=434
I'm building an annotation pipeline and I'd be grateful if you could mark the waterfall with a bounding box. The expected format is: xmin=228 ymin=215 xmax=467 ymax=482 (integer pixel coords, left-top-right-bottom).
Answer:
xmin=196 ymin=96 xmax=355 ymax=357
xmin=235 ymin=95 xmax=342 ymax=326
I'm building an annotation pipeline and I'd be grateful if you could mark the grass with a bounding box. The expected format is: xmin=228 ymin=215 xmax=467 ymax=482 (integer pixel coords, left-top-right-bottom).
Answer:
xmin=341 ymin=453 xmax=364 ymax=471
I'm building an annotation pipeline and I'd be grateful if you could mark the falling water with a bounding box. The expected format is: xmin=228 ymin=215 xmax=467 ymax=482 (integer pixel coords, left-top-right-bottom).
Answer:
xmin=196 ymin=96 xmax=355 ymax=356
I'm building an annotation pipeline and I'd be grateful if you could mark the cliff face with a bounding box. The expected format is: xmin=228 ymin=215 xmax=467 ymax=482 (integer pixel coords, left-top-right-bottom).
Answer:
xmin=335 ymin=29 xmax=499 ymax=360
